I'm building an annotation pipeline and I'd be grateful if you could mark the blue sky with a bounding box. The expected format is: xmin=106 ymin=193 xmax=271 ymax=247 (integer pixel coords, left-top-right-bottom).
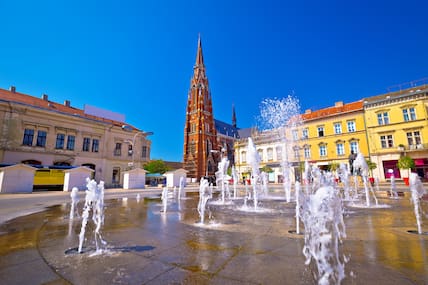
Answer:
xmin=1 ymin=0 xmax=427 ymax=162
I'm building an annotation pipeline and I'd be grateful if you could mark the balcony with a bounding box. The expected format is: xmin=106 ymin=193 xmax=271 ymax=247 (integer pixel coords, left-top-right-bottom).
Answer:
xmin=400 ymin=143 xmax=427 ymax=151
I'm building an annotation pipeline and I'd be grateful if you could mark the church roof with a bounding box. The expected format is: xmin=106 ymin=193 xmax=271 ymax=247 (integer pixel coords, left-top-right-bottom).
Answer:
xmin=214 ymin=119 xmax=240 ymax=138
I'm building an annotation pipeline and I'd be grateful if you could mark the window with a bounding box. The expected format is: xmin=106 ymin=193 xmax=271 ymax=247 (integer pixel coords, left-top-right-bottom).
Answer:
xmin=292 ymin=130 xmax=298 ymax=141
xmin=350 ymin=141 xmax=359 ymax=154
xmin=377 ymin=112 xmax=389 ymax=125
xmin=36 ymin=130 xmax=47 ymax=147
xmin=22 ymin=129 xmax=34 ymax=146
xmin=114 ymin=143 xmax=122 ymax=156
xmin=319 ymin=145 xmax=327 ymax=157
xmin=334 ymin=123 xmax=342 ymax=134
xmin=56 ymin=134 xmax=65 ymax=149
xmin=142 ymin=146 xmax=147 ymax=158
xmin=82 ymin=137 xmax=91 ymax=152
xmin=317 ymin=126 xmax=324 ymax=137
xmin=241 ymin=151 xmax=247 ymax=163
xmin=403 ymin=107 xmax=416 ymax=121
xmin=304 ymin=146 xmax=311 ymax=159
xmin=347 ymin=121 xmax=356 ymax=132
xmin=407 ymin=131 xmax=421 ymax=146
xmin=336 ymin=143 xmax=345 ymax=155
xmin=257 ymin=149 xmax=263 ymax=161
xmin=380 ymin=135 xmax=394 ymax=148
xmin=293 ymin=147 xmax=300 ymax=160
xmin=128 ymin=144 xmax=133 ymax=156
xmin=276 ymin=146 xmax=282 ymax=161
xmin=267 ymin=148 xmax=273 ymax=161
xmin=92 ymin=139 xmax=99 ymax=152
xmin=66 ymin=135 xmax=75 ymax=150
xmin=302 ymin=128 xmax=308 ymax=139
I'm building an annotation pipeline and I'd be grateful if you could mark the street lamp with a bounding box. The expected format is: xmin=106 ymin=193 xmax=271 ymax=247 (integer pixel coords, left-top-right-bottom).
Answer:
xmin=122 ymin=125 xmax=154 ymax=169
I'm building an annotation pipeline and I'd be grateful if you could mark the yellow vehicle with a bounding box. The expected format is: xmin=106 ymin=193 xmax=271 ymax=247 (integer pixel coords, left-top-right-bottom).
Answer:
xmin=33 ymin=166 xmax=69 ymax=190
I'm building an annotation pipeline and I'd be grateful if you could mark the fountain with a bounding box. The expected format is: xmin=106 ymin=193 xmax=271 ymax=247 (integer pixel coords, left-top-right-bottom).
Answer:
xmin=231 ymin=166 xmax=238 ymax=199
xmin=78 ymin=178 xmax=106 ymax=254
xmin=301 ymin=185 xmax=347 ymax=285
xmin=389 ymin=171 xmax=398 ymax=198
xmin=352 ymin=153 xmax=378 ymax=207
xmin=409 ymin=173 xmax=427 ymax=234
xmin=258 ymin=95 xmax=302 ymax=202
xmin=215 ymin=154 xmax=232 ymax=204
xmin=338 ymin=163 xmax=351 ymax=201
xmin=69 ymin=186 xmax=80 ymax=220
xmin=161 ymin=187 xmax=168 ymax=213
xmin=197 ymin=178 xmax=212 ymax=224
xmin=247 ymin=137 xmax=261 ymax=210
xmin=295 ymin=181 xmax=301 ymax=234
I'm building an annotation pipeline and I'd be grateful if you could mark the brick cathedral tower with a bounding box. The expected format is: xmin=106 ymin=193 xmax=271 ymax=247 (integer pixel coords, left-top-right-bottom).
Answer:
xmin=183 ymin=35 xmax=218 ymax=180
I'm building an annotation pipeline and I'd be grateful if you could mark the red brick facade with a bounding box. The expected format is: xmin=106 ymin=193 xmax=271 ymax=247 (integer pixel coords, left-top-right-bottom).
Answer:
xmin=183 ymin=36 xmax=218 ymax=180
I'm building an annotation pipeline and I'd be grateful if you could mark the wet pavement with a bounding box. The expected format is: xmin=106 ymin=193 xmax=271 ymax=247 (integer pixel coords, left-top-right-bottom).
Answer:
xmin=0 ymin=185 xmax=427 ymax=285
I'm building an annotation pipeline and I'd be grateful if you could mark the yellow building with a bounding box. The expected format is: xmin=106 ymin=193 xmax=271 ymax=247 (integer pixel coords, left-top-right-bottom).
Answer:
xmin=363 ymin=85 xmax=428 ymax=182
xmin=291 ymin=101 xmax=369 ymax=171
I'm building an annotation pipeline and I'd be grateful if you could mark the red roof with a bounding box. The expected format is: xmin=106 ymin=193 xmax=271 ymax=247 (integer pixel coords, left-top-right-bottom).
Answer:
xmin=301 ymin=101 xmax=363 ymax=121
xmin=0 ymin=87 xmax=133 ymax=129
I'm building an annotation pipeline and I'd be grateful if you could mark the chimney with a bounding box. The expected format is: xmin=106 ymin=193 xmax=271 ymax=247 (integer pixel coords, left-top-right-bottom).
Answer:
xmin=9 ymin=86 xmax=16 ymax=93
xmin=42 ymin=94 xmax=48 ymax=101
xmin=335 ymin=101 xmax=344 ymax=107
xmin=64 ymin=100 xmax=71 ymax=107
xmin=305 ymin=109 xmax=312 ymax=114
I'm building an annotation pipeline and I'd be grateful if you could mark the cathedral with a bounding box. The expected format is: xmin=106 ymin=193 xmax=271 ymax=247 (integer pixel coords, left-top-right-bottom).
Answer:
xmin=183 ymin=36 xmax=240 ymax=181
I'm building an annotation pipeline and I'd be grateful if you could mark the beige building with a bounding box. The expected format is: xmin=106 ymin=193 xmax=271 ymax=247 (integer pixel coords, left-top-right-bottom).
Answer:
xmin=0 ymin=86 xmax=152 ymax=188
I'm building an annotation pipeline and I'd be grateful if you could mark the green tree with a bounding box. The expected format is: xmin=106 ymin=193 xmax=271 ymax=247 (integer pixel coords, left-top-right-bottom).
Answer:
xmin=143 ymin=160 xmax=170 ymax=174
xmin=260 ymin=165 xmax=273 ymax=173
xmin=397 ymin=155 xmax=415 ymax=177
xmin=366 ymin=159 xmax=377 ymax=177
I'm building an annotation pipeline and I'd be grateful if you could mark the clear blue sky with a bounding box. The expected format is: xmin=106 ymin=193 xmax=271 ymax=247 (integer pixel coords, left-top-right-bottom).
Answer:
xmin=1 ymin=0 xmax=427 ymax=162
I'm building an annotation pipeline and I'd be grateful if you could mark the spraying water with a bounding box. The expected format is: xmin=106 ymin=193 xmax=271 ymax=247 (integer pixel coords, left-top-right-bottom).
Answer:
xmin=78 ymin=178 xmax=106 ymax=254
xmin=161 ymin=187 xmax=168 ymax=213
xmin=247 ymin=137 xmax=261 ymax=210
xmin=197 ymin=178 xmax=212 ymax=224
xmin=231 ymin=166 xmax=238 ymax=199
xmin=301 ymin=185 xmax=347 ymax=285
xmin=258 ymin=95 xmax=301 ymax=202
xmin=353 ymin=153 xmax=378 ymax=207
xmin=409 ymin=173 xmax=427 ymax=234
xmin=69 ymin=187 xmax=80 ymax=220
xmin=295 ymin=181 xmax=301 ymax=234
xmin=215 ymin=154 xmax=231 ymax=204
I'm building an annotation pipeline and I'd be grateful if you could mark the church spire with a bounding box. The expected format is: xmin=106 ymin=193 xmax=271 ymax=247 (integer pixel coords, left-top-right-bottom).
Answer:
xmin=195 ymin=33 xmax=204 ymax=67
xmin=232 ymin=104 xmax=237 ymax=128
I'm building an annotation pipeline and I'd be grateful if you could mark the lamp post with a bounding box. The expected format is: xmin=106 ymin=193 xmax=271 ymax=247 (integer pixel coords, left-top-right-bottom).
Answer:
xmin=122 ymin=125 xmax=154 ymax=169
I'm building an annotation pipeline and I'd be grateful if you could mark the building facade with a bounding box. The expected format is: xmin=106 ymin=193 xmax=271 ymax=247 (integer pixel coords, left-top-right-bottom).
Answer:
xmin=364 ymin=85 xmax=428 ymax=181
xmin=0 ymin=86 xmax=152 ymax=188
xmin=234 ymin=100 xmax=370 ymax=183
xmin=183 ymin=36 xmax=219 ymax=180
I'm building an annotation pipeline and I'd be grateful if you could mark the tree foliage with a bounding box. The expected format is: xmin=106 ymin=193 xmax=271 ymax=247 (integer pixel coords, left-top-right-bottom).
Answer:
xmin=143 ymin=160 xmax=170 ymax=174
